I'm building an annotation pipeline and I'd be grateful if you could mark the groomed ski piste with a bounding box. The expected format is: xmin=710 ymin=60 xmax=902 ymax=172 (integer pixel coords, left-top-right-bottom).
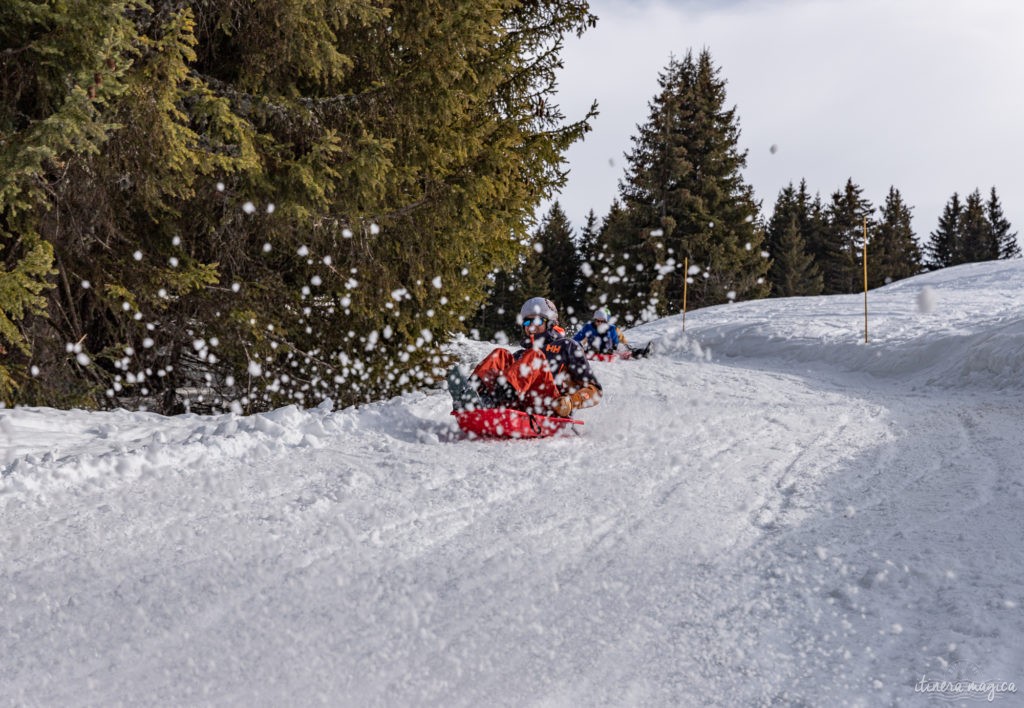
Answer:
xmin=3 ymin=260 xmax=1023 ymax=706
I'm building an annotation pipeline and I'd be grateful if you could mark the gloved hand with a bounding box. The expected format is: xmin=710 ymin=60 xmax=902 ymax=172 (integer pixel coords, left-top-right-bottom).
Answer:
xmin=551 ymin=384 xmax=601 ymax=417
xmin=570 ymin=384 xmax=600 ymax=410
xmin=552 ymin=395 xmax=573 ymax=417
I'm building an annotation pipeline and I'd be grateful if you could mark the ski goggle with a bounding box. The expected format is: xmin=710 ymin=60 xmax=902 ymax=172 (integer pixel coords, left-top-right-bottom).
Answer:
xmin=522 ymin=317 xmax=548 ymax=327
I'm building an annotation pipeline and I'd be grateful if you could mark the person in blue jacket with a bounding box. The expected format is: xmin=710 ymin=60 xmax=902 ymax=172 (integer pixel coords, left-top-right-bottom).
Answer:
xmin=573 ymin=308 xmax=652 ymax=358
xmin=573 ymin=308 xmax=619 ymax=354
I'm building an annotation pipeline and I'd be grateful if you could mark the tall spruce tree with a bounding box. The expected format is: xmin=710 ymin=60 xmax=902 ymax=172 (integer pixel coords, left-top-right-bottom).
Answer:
xmin=765 ymin=181 xmax=822 ymax=296
xmin=534 ymin=201 xmax=584 ymax=324
xmin=986 ymin=187 xmax=1020 ymax=259
xmin=3 ymin=0 xmax=598 ymax=411
xmin=473 ymin=245 xmax=556 ymax=337
xmin=598 ymin=49 xmax=768 ymax=321
xmin=959 ymin=189 xmax=999 ymax=263
xmin=518 ymin=248 xmax=556 ymax=310
xmin=819 ymin=179 xmax=873 ymax=294
xmin=595 ymin=201 xmax=648 ymax=320
xmin=577 ymin=209 xmax=602 ymax=311
xmin=869 ymin=187 xmax=922 ymax=286
xmin=926 ymin=192 xmax=963 ymax=269
xmin=586 ymin=201 xmax=627 ymax=316
xmin=804 ymin=190 xmax=829 ymax=276
xmin=765 ymin=184 xmax=800 ymax=258
xmin=772 ymin=215 xmax=823 ymax=297
xmin=472 ymin=267 xmax=521 ymax=342
xmin=473 ymin=200 xmax=588 ymax=337
xmin=588 ymin=199 xmax=641 ymax=319
xmin=1 ymin=0 xmax=142 ymax=405
xmin=765 ymin=184 xmax=794 ymax=264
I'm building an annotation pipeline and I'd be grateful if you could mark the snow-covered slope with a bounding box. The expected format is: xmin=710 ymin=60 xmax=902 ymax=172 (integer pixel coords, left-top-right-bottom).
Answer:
xmin=2 ymin=261 xmax=1023 ymax=706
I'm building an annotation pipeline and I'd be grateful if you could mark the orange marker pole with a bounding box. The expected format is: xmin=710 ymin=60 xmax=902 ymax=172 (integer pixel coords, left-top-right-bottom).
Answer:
xmin=863 ymin=217 xmax=869 ymax=343
xmin=682 ymin=256 xmax=689 ymax=332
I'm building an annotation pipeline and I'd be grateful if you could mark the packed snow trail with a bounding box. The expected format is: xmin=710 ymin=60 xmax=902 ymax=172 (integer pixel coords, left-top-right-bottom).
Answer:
xmin=2 ymin=261 xmax=1023 ymax=706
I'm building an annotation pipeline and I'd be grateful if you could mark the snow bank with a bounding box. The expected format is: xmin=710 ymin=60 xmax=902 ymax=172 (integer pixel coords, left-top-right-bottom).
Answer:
xmin=1 ymin=391 xmax=465 ymax=507
xmin=630 ymin=260 xmax=1024 ymax=390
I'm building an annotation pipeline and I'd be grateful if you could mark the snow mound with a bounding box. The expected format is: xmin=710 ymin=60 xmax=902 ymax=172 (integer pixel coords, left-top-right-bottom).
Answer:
xmin=0 ymin=398 xmax=454 ymax=506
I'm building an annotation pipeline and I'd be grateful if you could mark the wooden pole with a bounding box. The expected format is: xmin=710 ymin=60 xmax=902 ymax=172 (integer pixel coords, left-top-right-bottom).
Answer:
xmin=682 ymin=257 xmax=689 ymax=332
xmin=863 ymin=217 xmax=869 ymax=343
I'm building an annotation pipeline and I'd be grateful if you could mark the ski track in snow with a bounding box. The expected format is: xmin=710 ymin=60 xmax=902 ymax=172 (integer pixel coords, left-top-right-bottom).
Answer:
xmin=2 ymin=261 xmax=1024 ymax=706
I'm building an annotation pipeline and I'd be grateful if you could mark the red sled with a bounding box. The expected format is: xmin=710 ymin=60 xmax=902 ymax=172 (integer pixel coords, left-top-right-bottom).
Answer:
xmin=451 ymin=408 xmax=583 ymax=439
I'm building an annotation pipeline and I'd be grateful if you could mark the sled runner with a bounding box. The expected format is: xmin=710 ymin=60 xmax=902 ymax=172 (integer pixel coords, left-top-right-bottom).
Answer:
xmin=585 ymin=341 xmax=653 ymax=362
xmin=587 ymin=351 xmax=629 ymax=362
xmin=451 ymin=408 xmax=583 ymax=439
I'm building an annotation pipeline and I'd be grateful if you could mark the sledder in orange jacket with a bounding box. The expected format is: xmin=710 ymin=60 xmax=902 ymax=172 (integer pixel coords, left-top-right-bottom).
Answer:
xmin=449 ymin=297 xmax=602 ymax=417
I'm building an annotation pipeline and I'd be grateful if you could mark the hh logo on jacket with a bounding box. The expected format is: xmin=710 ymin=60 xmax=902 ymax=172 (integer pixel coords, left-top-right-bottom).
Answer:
xmin=545 ymin=344 xmax=562 ymax=354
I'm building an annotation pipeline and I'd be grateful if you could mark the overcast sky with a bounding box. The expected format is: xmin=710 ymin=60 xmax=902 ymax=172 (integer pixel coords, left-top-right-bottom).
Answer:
xmin=546 ymin=0 xmax=1024 ymax=247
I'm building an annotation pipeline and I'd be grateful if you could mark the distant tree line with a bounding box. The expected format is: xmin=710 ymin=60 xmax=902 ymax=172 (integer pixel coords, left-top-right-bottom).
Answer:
xmin=760 ymin=181 xmax=1018 ymax=298
xmin=0 ymin=0 xmax=597 ymax=411
xmin=474 ymin=49 xmax=1018 ymax=337
xmin=925 ymin=188 xmax=1019 ymax=268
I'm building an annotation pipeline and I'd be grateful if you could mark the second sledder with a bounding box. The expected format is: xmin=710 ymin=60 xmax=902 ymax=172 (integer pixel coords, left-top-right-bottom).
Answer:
xmin=448 ymin=297 xmax=602 ymax=418
xmin=573 ymin=308 xmax=652 ymax=360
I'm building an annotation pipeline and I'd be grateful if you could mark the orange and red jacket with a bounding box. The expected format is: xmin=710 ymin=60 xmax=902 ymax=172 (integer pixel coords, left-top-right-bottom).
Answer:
xmin=514 ymin=329 xmax=602 ymax=395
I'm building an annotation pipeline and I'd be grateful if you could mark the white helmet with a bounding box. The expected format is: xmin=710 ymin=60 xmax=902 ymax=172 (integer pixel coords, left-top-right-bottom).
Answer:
xmin=519 ymin=297 xmax=558 ymax=324
xmin=592 ymin=308 xmax=609 ymax=322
